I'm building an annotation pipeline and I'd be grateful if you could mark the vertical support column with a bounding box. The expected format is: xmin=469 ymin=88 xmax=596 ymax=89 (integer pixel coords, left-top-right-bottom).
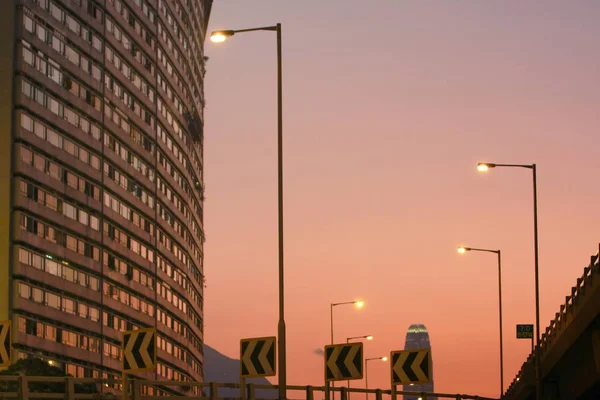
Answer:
xmin=18 ymin=376 xmax=28 ymax=400
xmin=247 ymin=383 xmax=256 ymax=400
xmin=66 ymin=377 xmax=75 ymax=400
xmin=209 ymin=382 xmax=218 ymax=400
xmin=325 ymin=381 xmax=330 ymax=400
xmin=340 ymin=386 xmax=347 ymax=400
xmin=131 ymin=380 xmax=141 ymax=400
xmin=375 ymin=389 xmax=382 ymax=400
xmin=240 ymin=377 xmax=247 ymax=400
xmin=390 ymin=385 xmax=396 ymax=400
xmin=306 ymin=385 xmax=314 ymax=400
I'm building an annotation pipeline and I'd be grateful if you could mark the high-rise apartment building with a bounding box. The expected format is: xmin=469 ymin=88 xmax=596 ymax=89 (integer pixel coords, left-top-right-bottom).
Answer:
xmin=403 ymin=324 xmax=435 ymax=400
xmin=0 ymin=0 xmax=211 ymax=392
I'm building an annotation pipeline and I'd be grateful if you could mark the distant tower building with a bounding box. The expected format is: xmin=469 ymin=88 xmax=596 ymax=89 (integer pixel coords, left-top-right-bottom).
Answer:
xmin=403 ymin=324 xmax=435 ymax=400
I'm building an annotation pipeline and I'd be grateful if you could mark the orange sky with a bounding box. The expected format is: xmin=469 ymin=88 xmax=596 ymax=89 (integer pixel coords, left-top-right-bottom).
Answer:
xmin=202 ymin=1 xmax=600 ymax=398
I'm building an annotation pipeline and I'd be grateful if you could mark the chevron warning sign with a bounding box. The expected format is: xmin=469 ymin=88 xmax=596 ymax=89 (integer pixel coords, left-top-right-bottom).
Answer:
xmin=240 ymin=336 xmax=277 ymax=378
xmin=324 ymin=342 xmax=363 ymax=381
xmin=240 ymin=336 xmax=276 ymax=378
xmin=0 ymin=321 xmax=11 ymax=367
xmin=390 ymin=348 xmax=432 ymax=385
xmin=122 ymin=327 xmax=156 ymax=373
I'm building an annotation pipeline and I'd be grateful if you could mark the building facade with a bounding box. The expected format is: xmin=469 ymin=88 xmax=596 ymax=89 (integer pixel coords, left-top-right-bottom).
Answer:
xmin=0 ymin=0 xmax=211 ymax=393
xmin=403 ymin=324 xmax=435 ymax=400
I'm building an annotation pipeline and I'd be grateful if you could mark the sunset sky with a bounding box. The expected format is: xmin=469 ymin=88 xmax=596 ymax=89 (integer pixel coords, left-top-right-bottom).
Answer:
xmin=202 ymin=1 xmax=600 ymax=398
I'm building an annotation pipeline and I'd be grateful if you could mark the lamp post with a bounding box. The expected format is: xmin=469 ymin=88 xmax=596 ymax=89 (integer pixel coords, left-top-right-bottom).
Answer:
xmin=329 ymin=301 xmax=364 ymax=399
xmin=210 ymin=25 xmax=286 ymax=400
xmin=477 ymin=162 xmax=541 ymax=400
xmin=346 ymin=336 xmax=373 ymax=397
xmin=330 ymin=301 xmax=365 ymax=344
xmin=457 ymin=246 xmax=504 ymax=396
xmin=365 ymin=357 xmax=387 ymax=400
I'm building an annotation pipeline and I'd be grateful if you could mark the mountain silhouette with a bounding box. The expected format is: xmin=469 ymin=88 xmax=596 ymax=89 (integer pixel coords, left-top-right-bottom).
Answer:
xmin=204 ymin=345 xmax=276 ymax=399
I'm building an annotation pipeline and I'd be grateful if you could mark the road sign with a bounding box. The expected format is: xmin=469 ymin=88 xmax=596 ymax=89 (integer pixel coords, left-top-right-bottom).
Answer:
xmin=122 ymin=327 xmax=156 ymax=373
xmin=516 ymin=324 xmax=534 ymax=339
xmin=0 ymin=321 xmax=11 ymax=367
xmin=390 ymin=349 xmax=432 ymax=385
xmin=324 ymin=342 xmax=363 ymax=381
xmin=240 ymin=336 xmax=276 ymax=378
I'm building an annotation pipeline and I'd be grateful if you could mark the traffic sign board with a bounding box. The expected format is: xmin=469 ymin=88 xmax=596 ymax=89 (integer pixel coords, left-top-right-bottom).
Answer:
xmin=122 ymin=327 xmax=156 ymax=373
xmin=390 ymin=349 xmax=432 ymax=385
xmin=0 ymin=321 xmax=11 ymax=367
xmin=240 ymin=336 xmax=276 ymax=378
xmin=324 ymin=342 xmax=363 ymax=381
xmin=516 ymin=324 xmax=534 ymax=339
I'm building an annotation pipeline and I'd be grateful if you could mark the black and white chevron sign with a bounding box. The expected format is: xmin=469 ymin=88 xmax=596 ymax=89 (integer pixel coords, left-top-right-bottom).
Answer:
xmin=324 ymin=342 xmax=363 ymax=381
xmin=390 ymin=349 xmax=432 ymax=385
xmin=122 ymin=327 xmax=156 ymax=373
xmin=240 ymin=336 xmax=276 ymax=378
xmin=0 ymin=320 xmax=11 ymax=367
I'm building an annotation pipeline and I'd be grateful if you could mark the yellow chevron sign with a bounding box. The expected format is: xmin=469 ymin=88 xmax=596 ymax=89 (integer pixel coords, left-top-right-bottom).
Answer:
xmin=122 ymin=327 xmax=156 ymax=373
xmin=324 ymin=342 xmax=363 ymax=381
xmin=240 ymin=336 xmax=276 ymax=378
xmin=0 ymin=321 xmax=11 ymax=367
xmin=390 ymin=349 xmax=431 ymax=385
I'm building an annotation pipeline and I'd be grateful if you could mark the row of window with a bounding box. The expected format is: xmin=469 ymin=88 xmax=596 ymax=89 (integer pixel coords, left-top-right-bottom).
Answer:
xmin=20 ymin=214 xmax=101 ymax=262
xmin=104 ymin=190 xmax=154 ymax=236
xmin=157 ymin=122 xmax=203 ymax=199
xmin=157 ymin=1 xmax=202 ymax=110
xmin=106 ymin=44 xmax=155 ymax=104
xmin=156 ymin=279 xmax=201 ymax=332
xmin=18 ymin=247 xmax=100 ymax=291
xmin=103 ymin=250 xmax=155 ymax=290
xmin=22 ymin=40 xmax=102 ymax=112
xmin=34 ymin=0 xmax=103 ymax=53
xmin=20 ymin=112 xmax=101 ymax=171
xmin=103 ymin=161 xmax=155 ymax=209
xmin=109 ymin=0 xmax=156 ymax=51
xmin=131 ymin=0 xmax=157 ymax=24
xmin=20 ymin=146 xmax=101 ymax=202
xmin=157 ymin=202 xmax=199 ymax=257
xmin=106 ymin=15 xmax=156 ymax=77
xmin=105 ymin=74 xmax=154 ymax=128
xmin=20 ymin=180 xmax=100 ymax=231
xmin=157 ymin=71 xmax=186 ymax=118
xmin=103 ymin=221 xmax=155 ymax=264
xmin=169 ymin=0 xmax=206 ymax=68
xmin=102 ymin=281 xmax=155 ymax=318
xmin=157 ymin=149 xmax=202 ymax=234
xmin=23 ymin=11 xmax=103 ymax=83
xmin=18 ymin=316 xmax=100 ymax=353
xmin=156 ymin=333 xmax=203 ymax=376
xmin=104 ymin=101 xmax=155 ymax=152
xmin=21 ymin=79 xmax=101 ymax=141
xmin=157 ymin=254 xmax=202 ymax=311
xmin=18 ymin=282 xmax=100 ymax=322
xmin=104 ymin=132 xmax=155 ymax=182
xmin=157 ymin=227 xmax=199 ymax=277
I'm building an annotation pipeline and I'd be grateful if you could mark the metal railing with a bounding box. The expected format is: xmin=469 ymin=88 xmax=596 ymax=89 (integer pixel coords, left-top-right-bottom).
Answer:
xmin=503 ymin=246 xmax=600 ymax=396
xmin=0 ymin=376 xmax=498 ymax=400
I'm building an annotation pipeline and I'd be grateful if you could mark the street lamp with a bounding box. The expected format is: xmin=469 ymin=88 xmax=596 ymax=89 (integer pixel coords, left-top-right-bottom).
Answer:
xmin=365 ymin=357 xmax=387 ymax=400
xmin=346 ymin=335 xmax=373 ymax=343
xmin=211 ymin=24 xmax=286 ymax=400
xmin=457 ymin=246 xmax=504 ymax=396
xmin=346 ymin=335 xmax=373 ymax=397
xmin=329 ymin=300 xmax=364 ymax=400
xmin=477 ymin=161 xmax=540 ymax=400
xmin=330 ymin=300 xmax=365 ymax=344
